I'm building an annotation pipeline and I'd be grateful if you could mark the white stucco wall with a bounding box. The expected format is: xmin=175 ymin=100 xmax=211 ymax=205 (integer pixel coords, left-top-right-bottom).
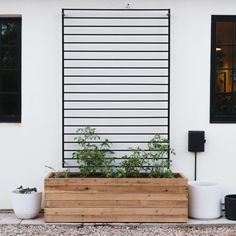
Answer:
xmin=0 ymin=0 xmax=236 ymax=209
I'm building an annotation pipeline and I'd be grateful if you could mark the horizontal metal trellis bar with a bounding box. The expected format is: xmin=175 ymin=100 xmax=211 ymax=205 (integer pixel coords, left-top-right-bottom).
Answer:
xmin=65 ymin=67 xmax=168 ymax=69
xmin=64 ymin=116 xmax=168 ymax=119
xmin=64 ymin=25 xmax=168 ymax=27
xmin=64 ymin=83 xmax=168 ymax=85
xmin=65 ymin=141 xmax=168 ymax=143
xmin=65 ymin=156 xmax=168 ymax=161
xmin=64 ymin=100 xmax=168 ymax=102
xmin=64 ymin=16 xmax=168 ymax=19
xmin=64 ymin=50 xmax=168 ymax=52
xmin=65 ymin=158 xmax=167 ymax=161
xmin=64 ymin=92 xmax=168 ymax=94
xmin=64 ymin=41 xmax=168 ymax=44
xmin=62 ymin=165 xmax=168 ymax=168
xmin=64 ymin=108 xmax=168 ymax=110
xmin=64 ymin=124 xmax=168 ymax=127
xmin=63 ymin=8 xmax=169 ymax=11
xmin=65 ymin=33 xmax=168 ymax=36
xmin=65 ymin=149 xmax=167 ymax=152
xmin=64 ymin=75 xmax=168 ymax=77
xmin=64 ymin=59 xmax=168 ymax=61
xmin=64 ymin=133 xmax=167 ymax=135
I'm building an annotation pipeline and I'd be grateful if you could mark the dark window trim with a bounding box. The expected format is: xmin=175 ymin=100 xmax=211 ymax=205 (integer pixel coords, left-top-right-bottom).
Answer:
xmin=0 ymin=17 xmax=21 ymax=123
xmin=210 ymin=15 xmax=236 ymax=123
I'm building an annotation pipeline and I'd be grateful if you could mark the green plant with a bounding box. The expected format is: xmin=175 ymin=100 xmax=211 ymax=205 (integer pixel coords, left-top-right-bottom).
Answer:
xmin=16 ymin=186 xmax=37 ymax=194
xmin=148 ymin=160 xmax=174 ymax=178
xmin=119 ymin=147 xmax=146 ymax=177
xmin=145 ymin=134 xmax=175 ymax=178
xmin=104 ymin=148 xmax=145 ymax=178
xmin=103 ymin=166 xmax=126 ymax=178
xmin=72 ymin=127 xmax=175 ymax=178
xmin=72 ymin=127 xmax=114 ymax=177
xmin=105 ymin=134 xmax=175 ymax=178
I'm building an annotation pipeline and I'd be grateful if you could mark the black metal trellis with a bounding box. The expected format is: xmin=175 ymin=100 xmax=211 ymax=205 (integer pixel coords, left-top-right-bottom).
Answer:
xmin=62 ymin=8 xmax=170 ymax=168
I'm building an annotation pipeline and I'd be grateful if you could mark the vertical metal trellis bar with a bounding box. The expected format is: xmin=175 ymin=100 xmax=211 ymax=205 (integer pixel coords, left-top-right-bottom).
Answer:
xmin=62 ymin=9 xmax=65 ymax=168
xmin=167 ymin=9 xmax=171 ymax=164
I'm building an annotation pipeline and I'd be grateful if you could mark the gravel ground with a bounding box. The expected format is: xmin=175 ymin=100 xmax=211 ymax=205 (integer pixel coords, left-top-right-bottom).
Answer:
xmin=1 ymin=225 xmax=236 ymax=236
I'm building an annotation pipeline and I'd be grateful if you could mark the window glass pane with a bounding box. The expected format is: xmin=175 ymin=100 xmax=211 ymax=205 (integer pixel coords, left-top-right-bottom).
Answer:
xmin=1 ymin=22 xmax=17 ymax=45
xmin=215 ymin=94 xmax=236 ymax=116
xmin=1 ymin=47 xmax=17 ymax=68
xmin=0 ymin=94 xmax=18 ymax=116
xmin=214 ymin=68 xmax=236 ymax=116
xmin=231 ymin=69 xmax=236 ymax=94
xmin=215 ymin=70 xmax=227 ymax=93
xmin=0 ymin=71 xmax=17 ymax=92
xmin=216 ymin=22 xmax=234 ymax=45
xmin=216 ymin=45 xmax=233 ymax=69
xmin=233 ymin=47 xmax=236 ymax=69
xmin=0 ymin=18 xmax=21 ymax=122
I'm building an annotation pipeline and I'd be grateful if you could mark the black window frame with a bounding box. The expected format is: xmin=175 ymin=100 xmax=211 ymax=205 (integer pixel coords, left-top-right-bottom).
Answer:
xmin=210 ymin=15 xmax=236 ymax=123
xmin=0 ymin=17 xmax=21 ymax=123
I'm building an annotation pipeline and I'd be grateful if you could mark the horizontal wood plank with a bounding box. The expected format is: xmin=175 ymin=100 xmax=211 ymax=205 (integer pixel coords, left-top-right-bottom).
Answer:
xmin=45 ymin=193 xmax=187 ymax=201
xmin=45 ymin=200 xmax=188 ymax=208
xmin=45 ymin=207 xmax=187 ymax=216
xmin=44 ymin=214 xmax=187 ymax=223
xmin=45 ymin=174 xmax=187 ymax=187
xmin=45 ymin=185 xmax=187 ymax=194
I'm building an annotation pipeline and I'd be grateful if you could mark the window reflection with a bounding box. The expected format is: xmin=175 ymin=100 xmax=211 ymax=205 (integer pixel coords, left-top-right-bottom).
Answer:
xmin=214 ymin=21 xmax=236 ymax=116
xmin=1 ymin=23 xmax=17 ymax=45
xmin=0 ymin=71 xmax=17 ymax=92
xmin=1 ymin=47 xmax=17 ymax=68
xmin=216 ymin=22 xmax=233 ymax=44
xmin=0 ymin=94 xmax=18 ymax=116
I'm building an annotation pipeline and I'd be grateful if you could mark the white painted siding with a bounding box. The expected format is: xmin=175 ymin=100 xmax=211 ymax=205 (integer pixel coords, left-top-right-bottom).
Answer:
xmin=0 ymin=0 xmax=235 ymax=208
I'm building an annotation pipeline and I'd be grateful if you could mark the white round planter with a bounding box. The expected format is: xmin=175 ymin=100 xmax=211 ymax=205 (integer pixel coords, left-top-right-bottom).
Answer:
xmin=188 ymin=181 xmax=222 ymax=220
xmin=11 ymin=191 xmax=42 ymax=219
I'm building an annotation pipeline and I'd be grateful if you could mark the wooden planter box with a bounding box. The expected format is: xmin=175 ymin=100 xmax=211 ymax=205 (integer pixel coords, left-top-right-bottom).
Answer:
xmin=44 ymin=173 xmax=188 ymax=223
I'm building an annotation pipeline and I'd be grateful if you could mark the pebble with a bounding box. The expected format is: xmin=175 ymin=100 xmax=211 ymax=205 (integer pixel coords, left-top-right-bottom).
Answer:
xmin=0 ymin=225 xmax=236 ymax=236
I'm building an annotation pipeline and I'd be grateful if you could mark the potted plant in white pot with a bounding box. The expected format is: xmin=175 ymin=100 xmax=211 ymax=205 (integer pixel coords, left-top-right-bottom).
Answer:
xmin=11 ymin=186 xmax=42 ymax=219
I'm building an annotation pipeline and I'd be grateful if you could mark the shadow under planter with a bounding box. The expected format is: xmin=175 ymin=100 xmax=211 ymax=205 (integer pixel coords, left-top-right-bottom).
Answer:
xmin=44 ymin=172 xmax=188 ymax=223
xmin=225 ymin=195 xmax=236 ymax=220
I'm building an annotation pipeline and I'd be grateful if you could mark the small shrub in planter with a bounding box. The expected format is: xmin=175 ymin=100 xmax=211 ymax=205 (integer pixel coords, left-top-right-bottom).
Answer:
xmin=44 ymin=127 xmax=188 ymax=223
xmin=12 ymin=186 xmax=42 ymax=219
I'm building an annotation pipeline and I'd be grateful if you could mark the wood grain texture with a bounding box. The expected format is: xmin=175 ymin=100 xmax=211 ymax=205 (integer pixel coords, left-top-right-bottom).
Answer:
xmin=45 ymin=207 xmax=187 ymax=215
xmin=45 ymin=200 xmax=188 ymax=208
xmin=45 ymin=185 xmax=187 ymax=194
xmin=45 ymin=193 xmax=187 ymax=201
xmin=44 ymin=173 xmax=188 ymax=223
xmin=44 ymin=215 xmax=187 ymax=223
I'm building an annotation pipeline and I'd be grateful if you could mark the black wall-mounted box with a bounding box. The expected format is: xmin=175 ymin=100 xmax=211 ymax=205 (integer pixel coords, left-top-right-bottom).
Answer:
xmin=188 ymin=131 xmax=205 ymax=152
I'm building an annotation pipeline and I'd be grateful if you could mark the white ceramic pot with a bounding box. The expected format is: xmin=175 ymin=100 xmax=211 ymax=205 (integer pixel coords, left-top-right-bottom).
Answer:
xmin=11 ymin=191 xmax=42 ymax=219
xmin=188 ymin=181 xmax=222 ymax=220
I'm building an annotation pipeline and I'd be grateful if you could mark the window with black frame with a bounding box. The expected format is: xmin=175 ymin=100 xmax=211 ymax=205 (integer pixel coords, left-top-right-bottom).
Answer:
xmin=210 ymin=15 xmax=236 ymax=123
xmin=0 ymin=18 xmax=21 ymax=122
